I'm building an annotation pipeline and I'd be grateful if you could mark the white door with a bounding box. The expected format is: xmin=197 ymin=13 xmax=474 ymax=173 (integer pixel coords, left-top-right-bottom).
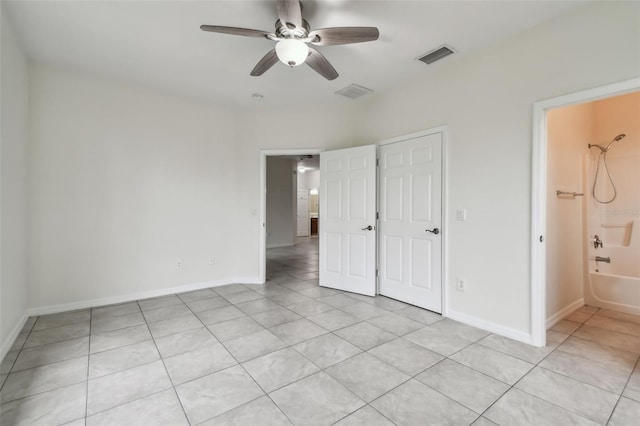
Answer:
xmin=297 ymin=189 xmax=310 ymax=236
xmin=379 ymin=133 xmax=442 ymax=312
xmin=319 ymin=145 xmax=377 ymax=296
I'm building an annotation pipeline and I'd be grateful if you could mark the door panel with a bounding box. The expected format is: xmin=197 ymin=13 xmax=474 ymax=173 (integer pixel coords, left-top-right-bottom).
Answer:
xmin=379 ymin=133 xmax=442 ymax=312
xmin=319 ymin=145 xmax=376 ymax=296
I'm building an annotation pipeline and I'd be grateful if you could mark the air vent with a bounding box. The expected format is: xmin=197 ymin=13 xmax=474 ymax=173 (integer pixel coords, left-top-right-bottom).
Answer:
xmin=335 ymin=84 xmax=374 ymax=99
xmin=418 ymin=45 xmax=455 ymax=65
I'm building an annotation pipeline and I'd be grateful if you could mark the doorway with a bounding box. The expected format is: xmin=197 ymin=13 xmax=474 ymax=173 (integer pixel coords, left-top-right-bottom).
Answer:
xmin=530 ymin=77 xmax=640 ymax=347
xmin=259 ymin=149 xmax=323 ymax=284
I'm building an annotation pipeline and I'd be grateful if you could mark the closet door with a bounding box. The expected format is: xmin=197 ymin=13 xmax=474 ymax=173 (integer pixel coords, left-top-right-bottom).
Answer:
xmin=319 ymin=145 xmax=377 ymax=296
xmin=379 ymin=133 xmax=443 ymax=312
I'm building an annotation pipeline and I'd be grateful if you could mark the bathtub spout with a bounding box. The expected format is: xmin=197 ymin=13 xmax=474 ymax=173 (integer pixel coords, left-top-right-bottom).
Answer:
xmin=595 ymin=256 xmax=611 ymax=263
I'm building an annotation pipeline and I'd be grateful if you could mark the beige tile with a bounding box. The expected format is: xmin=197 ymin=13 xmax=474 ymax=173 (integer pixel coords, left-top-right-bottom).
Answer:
xmin=515 ymin=367 xmax=618 ymax=424
xmin=372 ymin=379 xmax=477 ymax=426
xmin=175 ymin=365 xmax=264 ymax=425
xmin=416 ymin=359 xmax=509 ymax=413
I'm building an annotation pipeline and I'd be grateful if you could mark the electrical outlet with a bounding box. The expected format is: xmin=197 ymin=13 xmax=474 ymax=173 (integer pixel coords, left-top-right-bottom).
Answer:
xmin=209 ymin=257 xmax=215 ymax=266
xmin=177 ymin=260 xmax=183 ymax=270
xmin=456 ymin=278 xmax=466 ymax=291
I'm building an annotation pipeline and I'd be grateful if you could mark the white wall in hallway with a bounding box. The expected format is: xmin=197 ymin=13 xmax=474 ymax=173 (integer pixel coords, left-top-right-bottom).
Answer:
xmin=298 ymin=170 xmax=319 ymax=191
xmin=266 ymin=157 xmax=296 ymax=248
xmin=1 ymin=6 xmax=30 ymax=353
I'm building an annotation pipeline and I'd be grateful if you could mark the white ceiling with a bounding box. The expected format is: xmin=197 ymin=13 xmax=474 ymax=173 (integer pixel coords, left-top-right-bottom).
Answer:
xmin=5 ymin=0 xmax=584 ymax=107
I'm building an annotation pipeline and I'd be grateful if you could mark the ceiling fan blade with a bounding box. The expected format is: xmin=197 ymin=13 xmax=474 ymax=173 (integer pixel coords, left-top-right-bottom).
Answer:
xmin=250 ymin=49 xmax=279 ymax=76
xmin=306 ymin=48 xmax=338 ymax=81
xmin=309 ymin=27 xmax=380 ymax=46
xmin=277 ymin=0 xmax=303 ymax=30
xmin=200 ymin=25 xmax=274 ymax=39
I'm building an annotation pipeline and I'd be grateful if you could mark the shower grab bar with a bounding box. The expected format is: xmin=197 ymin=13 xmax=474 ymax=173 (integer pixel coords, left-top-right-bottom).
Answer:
xmin=556 ymin=190 xmax=584 ymax=198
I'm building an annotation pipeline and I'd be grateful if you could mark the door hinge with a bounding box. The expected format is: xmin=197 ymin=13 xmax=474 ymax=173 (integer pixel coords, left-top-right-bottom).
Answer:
xmin=539 ymin=235 xmax=544 ymax=243
xmin=376 ymin=158 xmax=379 ymax=167
xmin=376 ymin=269 xmax=379 ymax=277
xmin=376 ymin=212 xmax=379 ymax=220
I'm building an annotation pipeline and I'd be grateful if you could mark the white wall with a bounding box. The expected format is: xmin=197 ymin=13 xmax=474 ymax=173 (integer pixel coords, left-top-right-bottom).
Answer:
xmin=27 ymin=65 xmax=239 ymax=309
xmin=298 ymin=170 xmax=319 ymax=191
xmin=350 ymin=2 xmax=640 ymax=338
xmin=1 ymin=7 xmax=30 ymax=356
xmin=266 ymin=157 xmax=296 ymax=248
xmin=546 ymin=103 xmax=594 ymax=323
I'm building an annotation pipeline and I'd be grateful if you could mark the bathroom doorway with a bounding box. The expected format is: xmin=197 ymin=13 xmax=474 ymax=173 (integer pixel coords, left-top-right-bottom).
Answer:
xmin=531 ymin=78 xmax=640 ymax=347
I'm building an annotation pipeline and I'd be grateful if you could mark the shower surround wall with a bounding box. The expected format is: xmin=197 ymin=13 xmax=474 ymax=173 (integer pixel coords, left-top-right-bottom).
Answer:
xmin=546 ymin=91 xmax=640 ymax=325
xmin=585 ymin=92 xmax=640 ymax=315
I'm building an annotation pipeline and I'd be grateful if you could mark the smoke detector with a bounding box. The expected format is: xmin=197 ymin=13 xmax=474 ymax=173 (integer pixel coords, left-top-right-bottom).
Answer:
xmin=417 ymin=45 xmax=455 ymax=65
xmin=335 ymin=84 xmax=374 ymax=100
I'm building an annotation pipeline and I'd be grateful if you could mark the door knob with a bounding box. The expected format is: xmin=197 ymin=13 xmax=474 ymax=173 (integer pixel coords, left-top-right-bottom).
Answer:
xmin=426 ymin=228 xmax=440 ymax=235
xmin=361 ymin=225 xmax=373 ymax=231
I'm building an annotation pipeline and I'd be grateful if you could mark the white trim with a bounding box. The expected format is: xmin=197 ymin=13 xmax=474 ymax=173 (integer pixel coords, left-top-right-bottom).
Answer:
xmin=266 ymin=242 xmax=295 ymax=249
xmin=447 ymin=309 xmax=533 ymax=345
xmin=233 ymin=277 xmax=263 ymax=285
xmin=1 ymin=312 xmax=29 ymax=361
xmin=546 ymin=298 xmax=584 ymax=329
xmin=376 ymin=126 xmax=448 ymax=147
xmin=531 ymin=77 xmax=640 ymax=347
xmin=26 ymin=277 xmax=260 ymax=317
xmin=259 ymin=149 xmax=324 ymax=284
xmin=375 ymin=125 xmax=448 ymax=315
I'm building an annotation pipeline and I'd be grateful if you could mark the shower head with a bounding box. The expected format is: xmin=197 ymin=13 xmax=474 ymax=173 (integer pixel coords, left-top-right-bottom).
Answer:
xmin=604 ymin=133 xmax=626 ymax=150
xmin=589 ymin=133 xmax=626 ymax=152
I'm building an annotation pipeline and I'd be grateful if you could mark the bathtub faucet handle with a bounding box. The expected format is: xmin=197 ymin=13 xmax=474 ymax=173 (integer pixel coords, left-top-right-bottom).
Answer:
xmin=593 ymin=235 xmax=603 ymax=249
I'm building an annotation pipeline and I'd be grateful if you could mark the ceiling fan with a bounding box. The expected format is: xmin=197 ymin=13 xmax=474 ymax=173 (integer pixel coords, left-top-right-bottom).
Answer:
xmin=200 ymin=0 xmax=379 ymax=81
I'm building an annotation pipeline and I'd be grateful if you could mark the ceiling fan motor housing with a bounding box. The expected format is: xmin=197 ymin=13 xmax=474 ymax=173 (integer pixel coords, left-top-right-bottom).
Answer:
xmin=275 ymin=19 xmax=310 ymax=39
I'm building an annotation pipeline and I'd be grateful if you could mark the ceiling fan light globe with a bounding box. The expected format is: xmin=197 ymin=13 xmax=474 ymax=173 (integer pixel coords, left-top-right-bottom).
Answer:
xmin=275 ymin=39 xmax=309 ymax=67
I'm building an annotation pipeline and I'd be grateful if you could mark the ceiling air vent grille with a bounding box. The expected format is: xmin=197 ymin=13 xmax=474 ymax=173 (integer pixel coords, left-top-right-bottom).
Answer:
xmin=335 ymin=84 xmax=374 ymax=99
xmin=418 ymin=45 xmax=455 ymax=65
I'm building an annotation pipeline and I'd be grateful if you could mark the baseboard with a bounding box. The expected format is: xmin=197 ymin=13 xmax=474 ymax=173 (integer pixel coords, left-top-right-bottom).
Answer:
xmin=446 ymin=309 xmax=533 ymax=345
xmin=546 ymin=298 xmax=584 ymax=329
xmin=1 ymin=312 xmax=29 ymax=362
xmin=27 ymin=276 xmax=263 ymax=317
xmin=266 ymin=243 xmax=295 ymax=249
xmin=234 ymin=277 xmax=264 ymax=285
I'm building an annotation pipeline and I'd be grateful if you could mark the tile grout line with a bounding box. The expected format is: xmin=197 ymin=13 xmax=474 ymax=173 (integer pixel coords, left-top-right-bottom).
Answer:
xmin=476 ymin=313 xmax=620 ymax=425
xmin=84 ymin=306 xmax=93 ymax=421
xmin=186 ymin=301 xmax=298 ymax=426
xmin=605 ymin=355 xmax=640 ymax=425
xmin=175 ymin=288 xmax=289 ymax=424
xmin=137 ymin=299 xmax=193 ymax=425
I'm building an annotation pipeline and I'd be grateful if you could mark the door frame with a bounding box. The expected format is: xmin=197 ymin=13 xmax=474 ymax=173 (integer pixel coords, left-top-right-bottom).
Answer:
xmin=530 ymin=78 xmax=640 ymax=347
xmin=376 ymin=126 xmax=449 ymax=317
xmin=259 ymin=149 xmax=324 ymax=284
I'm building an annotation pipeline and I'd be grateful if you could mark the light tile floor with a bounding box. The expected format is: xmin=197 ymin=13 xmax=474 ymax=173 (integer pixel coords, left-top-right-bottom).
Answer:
xmin=1 ymin=237 xmax=639 ymax=425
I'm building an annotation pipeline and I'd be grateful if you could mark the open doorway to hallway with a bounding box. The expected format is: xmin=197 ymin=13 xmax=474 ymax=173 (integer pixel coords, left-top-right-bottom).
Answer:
xmin=261 ymin=151 xmax=321 ymax=285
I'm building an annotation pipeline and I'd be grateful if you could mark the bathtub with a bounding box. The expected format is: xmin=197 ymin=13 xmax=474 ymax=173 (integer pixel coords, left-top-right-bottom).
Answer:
xmin=586 ymin=271 xmax=640 ymax=316
xmin=585 ymin=219 xmax=640 ymax=315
